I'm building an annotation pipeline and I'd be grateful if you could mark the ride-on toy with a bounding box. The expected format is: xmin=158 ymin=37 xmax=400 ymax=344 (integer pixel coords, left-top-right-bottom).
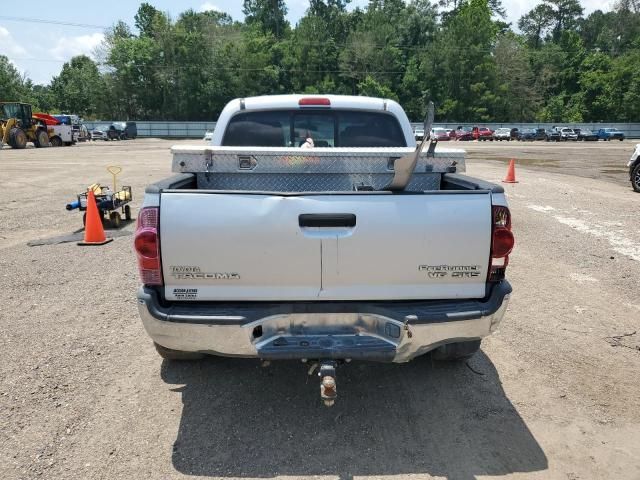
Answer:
xmin=66 ymin=166 xmax=133 ymax=227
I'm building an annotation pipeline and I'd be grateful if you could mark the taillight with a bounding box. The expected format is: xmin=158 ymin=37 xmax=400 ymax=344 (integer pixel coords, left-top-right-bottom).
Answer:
xmin=134 ymin=207 xmax=163 ymax=285
xmin=298 ymin=97 xmax=331 ymax=106
xmin=489 ymin=205 xmax=514 ymax=282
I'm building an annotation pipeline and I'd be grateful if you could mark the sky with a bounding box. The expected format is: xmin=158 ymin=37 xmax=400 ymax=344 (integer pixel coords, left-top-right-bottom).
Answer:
xmin=0 ymin=0 xmax=612 ymax=86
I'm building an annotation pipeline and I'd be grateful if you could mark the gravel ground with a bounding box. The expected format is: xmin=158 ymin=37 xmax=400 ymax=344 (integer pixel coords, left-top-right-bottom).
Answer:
xmin=0 ymin=139 xmax=639 ymax=480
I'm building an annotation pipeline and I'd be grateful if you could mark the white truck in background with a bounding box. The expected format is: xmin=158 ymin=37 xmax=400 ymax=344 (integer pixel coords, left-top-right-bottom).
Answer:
xmin=47 ymin=123 xmax=76 ymax=147
xmin=134 ymin=95 xmax=515 ymax=405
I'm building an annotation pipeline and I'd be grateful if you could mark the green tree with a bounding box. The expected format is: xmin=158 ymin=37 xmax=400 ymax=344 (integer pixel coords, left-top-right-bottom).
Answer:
xmin=518 ymin=4 xmax=554 ymax=48
xmin=0 ymin=55 xmax=29 ymax=101
xmin=493 ymin=33 xmax=539 ymax=121
xmin=422 ymin=0 xmax=499 ymax=121
xmin=544 ymin=0 xmax=584 ymax=42
xmin=135 ymin=2 xmax=162 ymax=36
xmin=357 ymin=75 xmax=398 ymax=100
xmin=49 ymin=56 xmax=104 ymax=117
xmin=243 ymin=0 xmax=289 ymax=38
xmin=30 ymin=85 xmax=57 ymax=113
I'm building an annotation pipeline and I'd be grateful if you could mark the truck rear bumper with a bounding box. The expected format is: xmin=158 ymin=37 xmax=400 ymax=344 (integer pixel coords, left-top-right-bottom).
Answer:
xmin=137 ymin=282 xmax=511 ymax=363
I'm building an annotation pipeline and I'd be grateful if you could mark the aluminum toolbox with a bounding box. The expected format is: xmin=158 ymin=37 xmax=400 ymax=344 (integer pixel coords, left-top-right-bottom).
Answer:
xmin=171 ymin=146 xmax=465 ymax=192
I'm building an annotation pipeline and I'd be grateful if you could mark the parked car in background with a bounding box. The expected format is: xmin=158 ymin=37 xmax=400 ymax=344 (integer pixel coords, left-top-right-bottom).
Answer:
xmin=534 ymin=128 xmax=547 ymax=140
xmin=449 ymin=126 xmax=473 ymax=141
xmin=127 ymin=121 xmax=137 ymax=139
xmin=493 ymin=127 xmax=511 ymax=141
xmin=77 ymin=124 xmax=90 ymax=142
xmin=560 ymin=127 xmax=578 ymax=141
xmin=430 ymin=127 xmax=451 ymax=141
xmin=509 ymin=128 xmax=519 ymax=140
xmin=629 ymin=143 xmax=640 ymax=192
xmin=472 ymin=126 xmax=494 ymax=141
xmin=545 ymin=128 xmax=561 ymax=142
xmin=91 ymin=125 xmax=121 ymax=141
xmin=107 ymin=123 xmax=123 ymax=140
xmin=574 ymin=128 xmax=598 ymax=141
xmin=203 ymin=130 xmax=214 ymax=141
xmin=597 ymin=128 xmax=625 ymax=141
xmin=113 ymin=122 xmax=128 ymax=139
xmin=91 ymin=126 xmax=107 ymax=141
xmin=517 ymin=129 xmax=537 ymax=141
xmin=119 ymin=121 xmax=137 ymax=139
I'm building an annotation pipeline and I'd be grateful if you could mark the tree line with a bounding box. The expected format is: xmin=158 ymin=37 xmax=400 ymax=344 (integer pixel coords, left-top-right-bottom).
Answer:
xmin=2 ymin=0 xmax=639 ymax=122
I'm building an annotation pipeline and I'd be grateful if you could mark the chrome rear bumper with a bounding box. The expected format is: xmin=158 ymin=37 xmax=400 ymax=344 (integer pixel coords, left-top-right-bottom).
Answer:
xmin=137 ymin=282 xmax=511 ymax=363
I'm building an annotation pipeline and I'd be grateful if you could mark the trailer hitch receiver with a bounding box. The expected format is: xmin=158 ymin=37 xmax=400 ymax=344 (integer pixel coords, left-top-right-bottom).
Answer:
xmin=319 ymin=361 xmax=337 ymax=407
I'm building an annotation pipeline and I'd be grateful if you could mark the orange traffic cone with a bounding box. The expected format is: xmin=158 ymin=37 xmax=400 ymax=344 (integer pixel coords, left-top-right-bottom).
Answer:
xmin=503 ymin=159 xmax=518 ymax=183
xmin=78 ymin=190 xmax=113 ymax=246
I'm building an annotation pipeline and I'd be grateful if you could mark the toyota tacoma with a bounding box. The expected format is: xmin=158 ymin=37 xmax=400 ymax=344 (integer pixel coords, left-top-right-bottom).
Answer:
xmin=134 ymin=95 xmax=514 ymax=405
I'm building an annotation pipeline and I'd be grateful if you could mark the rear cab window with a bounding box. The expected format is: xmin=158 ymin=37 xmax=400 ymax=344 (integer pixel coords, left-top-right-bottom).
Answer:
xmin=222 ymin=110 xmax=406 ymax=147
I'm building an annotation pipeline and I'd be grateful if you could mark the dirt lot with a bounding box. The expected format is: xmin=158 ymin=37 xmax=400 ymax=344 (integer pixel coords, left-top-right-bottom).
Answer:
xmin=1 ymin=139 xmax=639 ymax=480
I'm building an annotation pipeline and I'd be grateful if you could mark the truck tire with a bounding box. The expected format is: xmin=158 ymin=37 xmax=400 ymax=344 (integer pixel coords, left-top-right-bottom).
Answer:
xmin=50 ymin=136 xmax=63 ymax=147
xmin=154 ymin=342 xmax=205 ymax=360
xmin=632 ymin=163 xmax=640 ymax=193
xmin=109 ymin=211 xmax=121 ymax=228
xmin=34 ymin=129 xmax=49 ymax=148
xmin=431 ymin=340 xmax=481 ymax=361
xmin=9 ymin=128 xmax=27 ymax=149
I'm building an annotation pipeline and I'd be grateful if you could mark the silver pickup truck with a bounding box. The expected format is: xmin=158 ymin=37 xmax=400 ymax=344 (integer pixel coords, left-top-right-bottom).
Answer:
xmin=135 ymin=95 xmax=514 ymax=405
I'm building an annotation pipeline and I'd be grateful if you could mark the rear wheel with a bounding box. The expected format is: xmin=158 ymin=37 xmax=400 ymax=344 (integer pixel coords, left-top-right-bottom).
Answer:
xmin=124 ymin=204 xmax=132 ymax=220
xmin=154 ymin=342 xmax=205 ymax=361
xmin=83 ymin=212 xmax=106 ymax=226
xmin=34 ymin=129 xmax=49 ymax=148
xmin=631 ymin=163 xmax=640 ymax=193
xmin=431 ymin=340 xmax=481 ymax=361
xmin=109 ymin=211 xmax=122 ymax=228
xmin=50 ymin=136 xmax=63 ymax=147
xmin=9 ymin=128 xmax=27 ymax=149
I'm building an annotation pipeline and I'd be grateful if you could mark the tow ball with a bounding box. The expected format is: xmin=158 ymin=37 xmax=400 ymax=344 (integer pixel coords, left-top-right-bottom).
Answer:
xmin=319 ymin=361 xmax=337 ymax=407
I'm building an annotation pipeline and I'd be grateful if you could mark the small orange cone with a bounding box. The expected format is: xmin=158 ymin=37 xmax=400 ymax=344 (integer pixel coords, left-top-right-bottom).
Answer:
xmin=78 ymin=190 xmax=112 ymax=246
xmin=503 ymin=159 xmax=518 ymax=183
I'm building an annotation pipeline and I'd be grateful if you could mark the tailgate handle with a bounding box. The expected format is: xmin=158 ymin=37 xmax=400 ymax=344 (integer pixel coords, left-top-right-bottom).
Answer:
xmin=299 ymin=214 xmax=356 ymax=228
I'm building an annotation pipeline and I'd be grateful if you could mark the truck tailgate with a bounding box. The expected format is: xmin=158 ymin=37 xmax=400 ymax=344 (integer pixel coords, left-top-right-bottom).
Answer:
xmin=160 ymin=191 xmax=491 ymax=301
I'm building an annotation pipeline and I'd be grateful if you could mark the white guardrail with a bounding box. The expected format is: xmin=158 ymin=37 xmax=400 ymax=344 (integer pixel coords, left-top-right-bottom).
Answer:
xmin=83 ymin=121 xmax=640 ymax=139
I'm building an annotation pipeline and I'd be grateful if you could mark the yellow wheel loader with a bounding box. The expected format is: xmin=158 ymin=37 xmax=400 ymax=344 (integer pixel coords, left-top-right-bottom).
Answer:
xmin=0 ymin=102 xmax=49 ymax=149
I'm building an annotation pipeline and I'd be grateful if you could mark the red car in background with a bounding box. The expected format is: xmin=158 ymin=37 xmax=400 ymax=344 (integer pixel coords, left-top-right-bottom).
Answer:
xmin=473 ymin=126 xmax=494 ymax=141
xmin=430 ymin=127 xmax=451 ymax=141
xmin=449 ymin=126 xmax=474 ymax=141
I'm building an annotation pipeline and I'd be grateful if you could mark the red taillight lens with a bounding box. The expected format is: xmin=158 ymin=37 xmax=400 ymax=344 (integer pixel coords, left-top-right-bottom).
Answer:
xmin=135 ymin=230 xmax=158 ymax=260
xmin=489 ymin=206 xmax=514 ymax=281
xmin=492 ymin=228 xmax=514 ymax=258
xmin=134 ymin=207 xmax=163 ymax=285
xmin=298 ymin=97 xmax=331 ymax=106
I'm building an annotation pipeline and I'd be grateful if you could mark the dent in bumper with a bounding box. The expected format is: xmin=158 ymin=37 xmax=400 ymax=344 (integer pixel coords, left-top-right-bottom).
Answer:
xmin=137 ymin=284 xmax=511 ymax=363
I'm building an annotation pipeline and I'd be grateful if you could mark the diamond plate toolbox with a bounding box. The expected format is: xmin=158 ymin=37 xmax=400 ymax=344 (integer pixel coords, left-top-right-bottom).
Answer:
xmin=171 ymin=146 xmax=465 ymax=192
